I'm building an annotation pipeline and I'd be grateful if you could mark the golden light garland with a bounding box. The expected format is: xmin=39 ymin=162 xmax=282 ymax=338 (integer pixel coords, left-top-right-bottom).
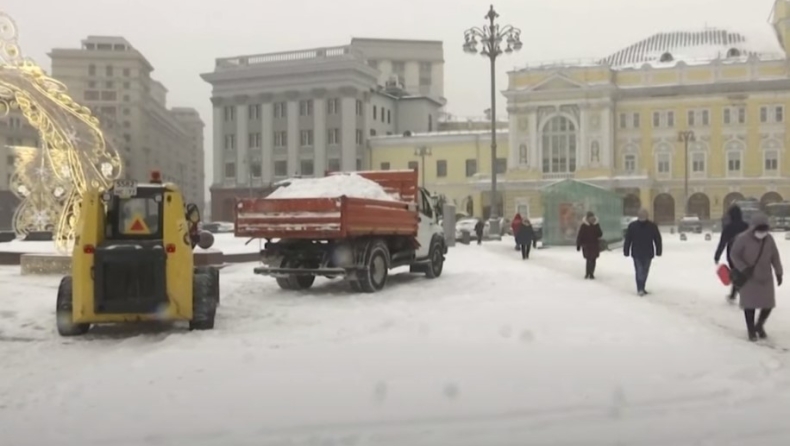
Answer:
xmin=0 ymin=11 xmax=122 ymax=252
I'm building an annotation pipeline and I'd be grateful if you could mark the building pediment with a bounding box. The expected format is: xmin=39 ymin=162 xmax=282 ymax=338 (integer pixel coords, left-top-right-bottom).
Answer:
xmin=529 ymin=73 xmax=586 ymax=92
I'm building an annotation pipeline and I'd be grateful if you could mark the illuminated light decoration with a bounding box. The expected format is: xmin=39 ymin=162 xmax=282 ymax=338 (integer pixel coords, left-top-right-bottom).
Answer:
xmin=0 ymin=11 xmax=122 ymax=252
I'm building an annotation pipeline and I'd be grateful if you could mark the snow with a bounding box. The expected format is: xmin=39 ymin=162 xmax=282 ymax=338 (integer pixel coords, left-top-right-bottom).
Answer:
xmin=3 ymin=234 xmax=790 ymax=444
xmin=267 ymin=174 xmax=396 ymax=201
xmin=1 ymin=233 xmax=262 ymax=255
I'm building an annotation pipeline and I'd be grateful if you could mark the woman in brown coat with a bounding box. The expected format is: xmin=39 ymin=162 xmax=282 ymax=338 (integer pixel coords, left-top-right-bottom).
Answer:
xmin=576 ymin=211 xmax=603 ymax=279
xmin=730 ymin=213 xmax=783 ymax=341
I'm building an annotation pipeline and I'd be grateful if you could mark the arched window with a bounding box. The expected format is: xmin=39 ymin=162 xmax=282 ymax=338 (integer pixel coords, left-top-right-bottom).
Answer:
xmin=726 ymin=48 xmax=741 ymax=58
xmin=541 ymin=116 xmax=577 ymax=174
xmin=659 ymin=52 xmax=674 ymax=63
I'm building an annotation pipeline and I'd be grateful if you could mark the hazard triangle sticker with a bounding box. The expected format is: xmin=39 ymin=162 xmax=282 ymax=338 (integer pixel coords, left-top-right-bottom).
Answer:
xmin=126 ymin=214 xmax=150 ymax=234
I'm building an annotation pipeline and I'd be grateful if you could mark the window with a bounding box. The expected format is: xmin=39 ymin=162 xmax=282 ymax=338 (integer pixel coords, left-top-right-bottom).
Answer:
xmin=370 ymin=129 xmax=377 ymax=136
xmin=761 ymin=106 xmax=768 ymax=123
xmin=101 ymin=91 xmax=117 ymax=101
xmin=619 ymin=112 xmax=640 ymax=129
xmin=84 ymin=90 xmax=99 ymax=100
xmin=723 ymin=108 xmax=731 ymax=125
xmin=624 ymin=154 xmax=637 ymax=173
xmin=687 ymin=110 xmax=695 ymax=126
xmin=123 ymin=108 xmax=130 ymax=115
xmin=123 ymin=68 xmax=130 ymax=76
xmin=652 ymin=112 xmax=660 ymax=128
xmin=633 ymin=113 xmax=640 ymax=128
xmin=117 ymin=197 xmax=161 ymax=236
xmin=727 ymin=151 xmax=742 ymax=176
xmin=248 ymin=132 xmax=261 ymax=148
xmin=408 ymin=161 xmax=419 ymax=171
xmin=387 ymin=110 xmax=391 ymax=124
xmin=373 ymin=106 xmax=377 ymax=120
xmin=429 ymin=115 xmax=433 ymax=132
xmin=495 ymin=158 xmax=507 ymax=174
xmin=692 ymin=152 xmax=706 ymax=174
xmin=436 ymin=160 xmax=447 ymax=177
xmin=300 ymin=130 xmax=314 ymax=147
xmin=327 ymin=128 xmax=340 ymax=145
xmin=541 ymin=115 xmax=577 ymax=174
xmin=123 ymin=95 xmax=130 ymax=102
xmin=223 ymin=106 xmax=235 ymax=122
xmin=619 ymin=113 xmax=627 ymax=129
xmin=465 ymin=159 xmax=477 ymax=177
xmin=656 ymin=153 xmax=671 ymax=175
xmin=300 ymin=159 xmax=314 ymax=176
xmin=88 ymin=64 xmax=96 ymax=76
xmin=274 ymin=160 xmax=288 ymax=177
xmin=702 ymin=110 xmax=710 ymax=126
xmin=738 ymin=106 xmax=746 ymax=124
xmin=419 ymin=62 xmax=432 ymax=86
xmin=328 ymin=158 xmax=341 ymax=172
xmin=123 ymin=82 xmax=130 ymax=89
xmin=765 ymin=151 xmax=779 ymax=173
xmin=327 ymin=98 xmax=339 ymax=115
xmin=380 ymin=108 xmax=386 ymax=122
xmin=667 ymin=111 xmax=675 ymax=127
xmin=355 ymin=129 xmax=363 ymax=145
xmin=392 ymin=61 xmax=406 ymax=79
xmin=249 ymin=161 xmax=262 ymax=178
xmin=224 ymin=134 xmax=236 ymax=150
xmin=248 ymin=104 xmax=260 ymax=120
xmin=776 ymin=106 xmax=784 ymax=123
xmin=87 ymin=81 xmax=96 ymax=88
xmin=652 ymin=111 xmax=674 ymax=128
xmin=380 ymin=162 xmax=391 ymax=170
xmin=356 ymin=100 xmax=363 ymax=116
xmin=274 ymin=102 xmax=286 ymax=118
xmin=299 ymin=100 xmax=313 ymax=116
xmin=105 ymin=81 xmax=114 ymax=88
xmin=274 ymin=131 xmax=287 ymax=147
xmin=224 ymin=162 xmax=236 ymax=178
xmin=106 ymin=65 xmax=114 ymax=76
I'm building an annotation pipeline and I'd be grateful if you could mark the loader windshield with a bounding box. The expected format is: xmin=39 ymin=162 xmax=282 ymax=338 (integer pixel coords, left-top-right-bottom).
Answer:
xmin=105 ymin=186 xmax=164 ymax=240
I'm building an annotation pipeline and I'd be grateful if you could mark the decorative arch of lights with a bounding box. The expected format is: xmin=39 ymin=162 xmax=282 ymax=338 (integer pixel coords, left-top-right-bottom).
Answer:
xmin=0 ymin=11 xmax=122 ymax=252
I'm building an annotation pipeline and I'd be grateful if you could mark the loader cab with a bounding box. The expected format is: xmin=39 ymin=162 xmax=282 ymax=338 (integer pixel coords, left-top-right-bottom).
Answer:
xmin=92 ymin=176 xmax=169 ymax=315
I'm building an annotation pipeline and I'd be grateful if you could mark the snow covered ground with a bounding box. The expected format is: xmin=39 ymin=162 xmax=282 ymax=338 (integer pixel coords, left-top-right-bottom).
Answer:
xmin=2 ymin=234 xmax=790 ymax=445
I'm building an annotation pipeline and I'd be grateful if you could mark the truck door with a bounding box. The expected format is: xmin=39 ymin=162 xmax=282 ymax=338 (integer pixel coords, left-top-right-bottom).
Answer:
xmin=416 ymin=189 xmax=435 ymax=259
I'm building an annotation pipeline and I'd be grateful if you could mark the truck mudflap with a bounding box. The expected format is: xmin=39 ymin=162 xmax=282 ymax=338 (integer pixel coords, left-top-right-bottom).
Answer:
xmin=253 ymin=266 xmax=349 ymax=278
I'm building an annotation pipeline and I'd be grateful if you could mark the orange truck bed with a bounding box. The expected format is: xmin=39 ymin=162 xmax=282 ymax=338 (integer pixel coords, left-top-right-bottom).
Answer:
xmin=235 ymin=170 xmax=419 ymax=240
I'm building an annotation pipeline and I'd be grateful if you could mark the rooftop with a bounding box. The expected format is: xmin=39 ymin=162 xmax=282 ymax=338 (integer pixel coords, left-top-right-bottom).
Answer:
xmin=214 ymin=45 xmax=364 ymax=70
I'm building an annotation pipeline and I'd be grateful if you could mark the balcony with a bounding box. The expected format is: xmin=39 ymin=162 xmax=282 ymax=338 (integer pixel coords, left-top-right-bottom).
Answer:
xmin=215 ymin=46 xmax=363 ymax=70
xmin=542 ymin=172 xmax=575 ymax=180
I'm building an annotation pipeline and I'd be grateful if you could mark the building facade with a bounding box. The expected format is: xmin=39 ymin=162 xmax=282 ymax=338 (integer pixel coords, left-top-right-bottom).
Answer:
xmin=371 ymin=0 xmax=790 ymax=224
xmin=47 ymin=36 xmax=205 ymax=207
xmin=202 ymin=39 xmax=445 ymax=221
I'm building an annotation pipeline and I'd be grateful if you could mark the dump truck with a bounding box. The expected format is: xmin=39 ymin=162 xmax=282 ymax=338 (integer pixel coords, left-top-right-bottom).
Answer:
xmin=56 ymin=171 xmax=220 ymax=336
xmin=235 ymin=170 xmax=446 ymax=293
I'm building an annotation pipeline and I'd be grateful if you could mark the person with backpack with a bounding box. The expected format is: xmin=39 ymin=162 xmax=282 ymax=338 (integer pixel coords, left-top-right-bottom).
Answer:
xmin=623 ymin=208 xmax=662 ymax=296
xmin=715 ymin=205 xmax=750 ymax=302
xmin=576 ymin=211 xmax=603 ymax=279
xmin=730 ymin=213 xmax=783 ymax=342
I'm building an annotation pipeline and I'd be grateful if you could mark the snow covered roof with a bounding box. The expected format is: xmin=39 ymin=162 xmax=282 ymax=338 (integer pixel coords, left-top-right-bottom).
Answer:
xmin=601 ymin=27 xmax=785 ymax=68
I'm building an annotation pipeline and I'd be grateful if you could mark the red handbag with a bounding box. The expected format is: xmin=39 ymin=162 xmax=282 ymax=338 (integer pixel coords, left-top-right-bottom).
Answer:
xmin=717 ymin=264 xmax=732 ymax=286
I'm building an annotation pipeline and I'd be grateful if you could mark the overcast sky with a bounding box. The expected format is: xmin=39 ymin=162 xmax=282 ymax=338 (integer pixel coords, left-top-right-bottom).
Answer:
xmin=3 ymin=0 xmax=780 ymax=187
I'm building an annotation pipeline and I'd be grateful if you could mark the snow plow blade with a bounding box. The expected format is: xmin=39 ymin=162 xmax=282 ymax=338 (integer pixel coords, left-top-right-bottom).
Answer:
xmin=253 ymin=266 xmax=348 ymax=278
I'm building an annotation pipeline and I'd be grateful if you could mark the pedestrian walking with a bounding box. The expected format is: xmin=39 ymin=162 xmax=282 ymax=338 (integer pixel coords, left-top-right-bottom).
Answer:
xmin=577 ymin=211 xmax=603 ymax=279
xmin=623 ymin=208 xmax=662 ymax=296
xmin=730 ymin=213 xmax=783 ymax=342
xmin=511 ymin=213 xmax=523 ymax=250
xmin=515 ymin=218 xmax=537 ymax=260
xmin=715 ymin=205 xmax=750 ymax=302
xmin=474 ymin=219 xmax=485 ymax=245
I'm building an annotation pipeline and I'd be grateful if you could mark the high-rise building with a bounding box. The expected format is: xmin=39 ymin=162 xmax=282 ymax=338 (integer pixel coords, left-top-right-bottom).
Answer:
xmin=47 ymin=36 xmax=205 ymax=207
xmin=201 ymin=38 xmax=445 ymax=221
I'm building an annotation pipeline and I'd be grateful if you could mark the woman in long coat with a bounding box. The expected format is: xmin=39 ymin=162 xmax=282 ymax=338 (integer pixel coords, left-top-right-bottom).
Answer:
xmin=576 ymin=211 xmax=603 ymax=279
xmin=515 ymin=218 xmax=536 ymax=260
xmin=730 ymin=213 xmax=783 ymax=341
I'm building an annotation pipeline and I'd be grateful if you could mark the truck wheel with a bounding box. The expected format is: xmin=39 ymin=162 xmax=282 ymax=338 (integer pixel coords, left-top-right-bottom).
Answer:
xmin=56 ymin=276 xmax=90 ymax=337
xmin=292 ymin=274 xmax=316 ymax=290
xmin=424 ymin=241 xmax=445 ymax=279
xmin=357 ymin=241 xmax=389 ymax=293
xmin=276 ymin=277 xmax=296 ymax=290
xmin=190 ymin=273 xmax=216 ymax=331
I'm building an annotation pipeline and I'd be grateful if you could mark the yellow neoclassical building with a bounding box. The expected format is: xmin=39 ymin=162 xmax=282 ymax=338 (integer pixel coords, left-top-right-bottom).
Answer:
xmin=371 ymin=0 xmax=790 ymax=223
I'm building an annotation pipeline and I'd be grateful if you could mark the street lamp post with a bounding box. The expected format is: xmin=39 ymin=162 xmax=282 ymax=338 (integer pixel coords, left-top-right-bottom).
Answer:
xmin=464 ymin=4 xmax=522 ymax=231
xmin=677 ymin=130 xmax=696 ymax=216
xmin=414 ymin=145 xmax=432 ymax=188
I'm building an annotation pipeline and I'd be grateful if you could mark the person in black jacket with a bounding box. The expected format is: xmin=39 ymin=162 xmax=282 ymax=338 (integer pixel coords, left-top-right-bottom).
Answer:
xmin=623 ymin=208 xmax=662 ymax=296
xmin=577 ymin=211 xmax=603 ymax=279
xmin=715 ymin=205 xmax=750 ymax=302
xmin=515 ymin=218 xmax=537 ymax=259
xmin=474 ymin=219 xmax=485 ymax=245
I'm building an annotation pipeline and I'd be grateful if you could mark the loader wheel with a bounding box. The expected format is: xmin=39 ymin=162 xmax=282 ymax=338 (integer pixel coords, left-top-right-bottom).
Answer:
xmin=56 ymin=276 xmax=90 ymax=337
xmin=196 ymin=266 xmax=220 ymax=306
xmin=189 ymin=273 xmax=216 ymax=331
xmin=356 ymin=241 xmax=389 ymax=293
xmin=424 ymin=240 xmax=445 ymax=279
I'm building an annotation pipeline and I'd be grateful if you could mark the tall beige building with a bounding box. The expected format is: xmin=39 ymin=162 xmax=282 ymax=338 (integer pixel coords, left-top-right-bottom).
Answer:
xmin=46 ymin=36 xmax=205 ymax=207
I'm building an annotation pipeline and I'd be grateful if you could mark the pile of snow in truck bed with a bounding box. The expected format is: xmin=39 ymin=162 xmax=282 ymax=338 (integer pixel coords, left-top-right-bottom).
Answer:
xmin=268 ymin=173 xmax=396 ymax=201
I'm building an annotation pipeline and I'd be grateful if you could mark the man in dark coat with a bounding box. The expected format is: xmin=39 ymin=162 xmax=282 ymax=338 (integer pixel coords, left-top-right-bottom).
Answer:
xmin=623 ymin=208 xmax=662 ymax=296
xmin=474 ymin=219 xmax=485 ymax=245
xmin=515 ymin=218 xmax=537 ymax=260
xmin=577 ymin=211 xmax=603 ymax=279
xmin=715 ymin=205 xmax=750 ymax=302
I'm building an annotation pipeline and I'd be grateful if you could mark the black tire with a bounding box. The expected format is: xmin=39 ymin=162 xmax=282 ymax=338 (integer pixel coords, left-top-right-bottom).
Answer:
xmin=196 ymin=266 xmax=221 ymax=306
xmin=189 ymin=273 xmax=216 ymax=330
xmin=56 ymin=276 xmax=90 ymax=336
xmin=356 ymin=241 xmax=389 ymax=293
xmin=425 ymin=240 xmax=445 ymax=279
xmin=274 ymin=258 xmax=316 ymax=290
xmin=292 ymin=274 xmax=316 ymax=290
xmin=276 ymin=276 xmax=296 ymax=290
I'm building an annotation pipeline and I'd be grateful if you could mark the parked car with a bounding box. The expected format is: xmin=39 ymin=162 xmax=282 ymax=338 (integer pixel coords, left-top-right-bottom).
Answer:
xmin=678 ymin=215 xmax=703 ymax=234
xmin=455 ymin=218 xmax=489 ymax=241
xmin=201 ymin=221 xmax=235 ymax=234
